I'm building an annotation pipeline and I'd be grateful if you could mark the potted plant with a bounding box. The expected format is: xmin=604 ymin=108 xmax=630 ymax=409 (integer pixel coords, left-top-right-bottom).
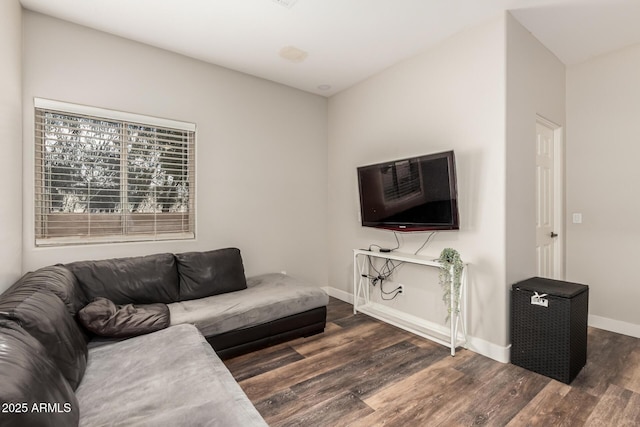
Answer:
xmin=437 ymin=248 xmax=464 ymax=323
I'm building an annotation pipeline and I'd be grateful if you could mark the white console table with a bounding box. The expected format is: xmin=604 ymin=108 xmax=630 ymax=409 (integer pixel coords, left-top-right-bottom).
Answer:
xmin=353 ymin=249 xmax=467 ymax=356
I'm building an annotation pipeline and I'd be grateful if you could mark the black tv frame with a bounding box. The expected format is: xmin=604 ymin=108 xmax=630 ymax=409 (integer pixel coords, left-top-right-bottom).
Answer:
xmin=357 ymin=150 xmax=460 ymax=232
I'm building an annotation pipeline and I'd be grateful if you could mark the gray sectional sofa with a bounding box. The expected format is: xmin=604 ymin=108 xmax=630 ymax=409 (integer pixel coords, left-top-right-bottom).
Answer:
xmin=0 ymin=248 xmax=328 ymax=426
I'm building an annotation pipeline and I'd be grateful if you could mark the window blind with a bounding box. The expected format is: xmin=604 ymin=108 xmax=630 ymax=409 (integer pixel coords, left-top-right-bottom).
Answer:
xmin=34 ymin=100 xmax=195 ymax=246
xmin=382 ymin=160 xmax=422 ymax=202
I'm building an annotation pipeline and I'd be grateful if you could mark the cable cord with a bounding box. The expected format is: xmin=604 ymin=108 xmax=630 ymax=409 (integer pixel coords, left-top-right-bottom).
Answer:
xmin=366 ymin=256 xmax=402 ymax=282
xmin=391 ymin=232 xmax=400 ymax=250
xmin=368 ymin=232 xmax=400 ymax=252
xmin=365 ymin=255 xmax=403 ymax=300
xmin=380 ymin=280 xmax=402 ymax=300
xmin=414 ymin=232 xmax=437 ymax=255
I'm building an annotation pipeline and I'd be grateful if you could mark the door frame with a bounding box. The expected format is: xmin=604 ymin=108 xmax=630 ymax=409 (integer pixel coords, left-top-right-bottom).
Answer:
xmin=536 ymin=115 xmax=565 ymax=280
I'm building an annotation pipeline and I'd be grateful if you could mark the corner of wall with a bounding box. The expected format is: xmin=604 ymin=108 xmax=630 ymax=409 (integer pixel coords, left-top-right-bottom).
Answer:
xmin=0 ymin=0 xmax=23 ymax=292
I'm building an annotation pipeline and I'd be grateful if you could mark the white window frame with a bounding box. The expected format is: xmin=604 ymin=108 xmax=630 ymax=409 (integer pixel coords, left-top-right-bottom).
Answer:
xmin=34 ymin=98 xmax=196 ymax=246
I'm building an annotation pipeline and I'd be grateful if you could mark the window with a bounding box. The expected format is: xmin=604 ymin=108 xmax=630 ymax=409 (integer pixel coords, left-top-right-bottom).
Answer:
xmin=34 ymin=99 xmax=195 ymax=246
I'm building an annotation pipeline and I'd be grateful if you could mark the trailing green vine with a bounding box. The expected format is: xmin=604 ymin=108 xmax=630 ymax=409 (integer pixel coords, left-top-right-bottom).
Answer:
xmin=438 ymin=248 xmax=464 ymax=323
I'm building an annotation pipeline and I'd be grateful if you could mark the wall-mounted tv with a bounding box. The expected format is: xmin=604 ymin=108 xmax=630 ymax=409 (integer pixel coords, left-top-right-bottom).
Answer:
xmin=357 ymin=150 xmax=460 ymax=232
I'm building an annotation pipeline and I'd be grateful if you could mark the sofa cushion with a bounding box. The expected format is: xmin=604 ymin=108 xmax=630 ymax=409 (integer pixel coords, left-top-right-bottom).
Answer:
xmin=0 ymin=286 xmax=87 ymax=390
xmin=175 ymin=248 xmax=247 ymax=300
xmin=0 ymin=319 xmax=79 ymax=427
xmin=168 ymin=273 xmax=329 ymax=337
xmin=75 ymin=324 xmax=267 ymax=426
xmin=78 ymin=297 xmax=170 ymax=338
xmin=66 ymin=253 xmax=179 ymax=305
xmin=2 ymin=266 xmax=88 ymax=317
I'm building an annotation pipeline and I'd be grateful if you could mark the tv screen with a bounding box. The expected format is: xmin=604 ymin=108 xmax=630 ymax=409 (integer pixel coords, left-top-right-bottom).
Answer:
xmin=357 ymin=150 xmax=459 ymax=232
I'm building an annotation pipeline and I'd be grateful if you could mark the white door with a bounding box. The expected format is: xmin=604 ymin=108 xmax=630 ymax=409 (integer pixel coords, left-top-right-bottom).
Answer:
xmin=535 ymin=119 xmax=561 ymax=278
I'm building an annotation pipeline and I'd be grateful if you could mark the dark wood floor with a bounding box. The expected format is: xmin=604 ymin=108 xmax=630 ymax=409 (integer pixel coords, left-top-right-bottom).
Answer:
xmin=224 ymin=298 xmax=640 ymax=426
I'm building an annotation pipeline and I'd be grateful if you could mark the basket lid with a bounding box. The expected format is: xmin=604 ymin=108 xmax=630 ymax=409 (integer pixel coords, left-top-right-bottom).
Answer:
xmin=512 ymin=277 xmax=588 ymax=298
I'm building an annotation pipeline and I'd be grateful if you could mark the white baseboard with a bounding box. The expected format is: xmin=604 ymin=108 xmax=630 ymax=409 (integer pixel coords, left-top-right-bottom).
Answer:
xmin=322 ymin=286 xmax=353 ymax=304
xmin=589 ymin=314 xmax=640 ymax=338
xmin=323 ymin=289 xmax=640 ymax=362
xmin=321 ymin=286 xmax=510 ymax=363
xmin=465 ymin=336 xmax=510 ymax=364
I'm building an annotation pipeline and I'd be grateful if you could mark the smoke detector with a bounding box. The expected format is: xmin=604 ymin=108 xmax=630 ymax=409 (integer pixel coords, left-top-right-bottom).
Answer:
xmin=272 ymin=0 xmax=298 ymax=9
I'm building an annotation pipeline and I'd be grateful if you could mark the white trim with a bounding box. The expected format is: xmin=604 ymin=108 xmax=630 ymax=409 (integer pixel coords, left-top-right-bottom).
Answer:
xmin=33 ymin=99 xmax=196 ymax=246
xmin=322 ymin=286 xmax=510 ymax=363
xmin=322 ymin=286 xmax=354 ymax=304
xmin=466 ymin=337 xmax=510 ymax=364
xmin=535 ymin=115 xmax=559 ymax=130
xmin=36 ymin=232 xmax=195 ymax=247
xmin=34 ymin=98 xmax=196 ymax=131
xmin=589 ymin=314 xmax=640 ymax=339
xmin=536 ymin=115 xmax=565 ymax=280
xmin=553 ymin=124 xmax=565 ymax=279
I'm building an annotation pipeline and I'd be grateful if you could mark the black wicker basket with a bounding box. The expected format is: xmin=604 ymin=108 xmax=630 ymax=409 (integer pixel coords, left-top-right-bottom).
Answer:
xmin=511 ymin=277 xmax=589 ymax=384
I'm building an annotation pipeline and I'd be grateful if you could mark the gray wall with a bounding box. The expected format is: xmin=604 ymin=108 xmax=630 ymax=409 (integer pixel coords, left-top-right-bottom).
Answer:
xmin=327 ymin=15 xmax=509 ymax=360
xmin=22 ymin=11 xmax=328 ymax=286
xmin=0 ymin=0 xmax=23 ymax=292
xmin=505 ymin=14 xmax=566 ymax=285
xmin=12 ymin=7 xmax=637 ymax=351
xmin=566 ymin=43 xmax=640 ymax=335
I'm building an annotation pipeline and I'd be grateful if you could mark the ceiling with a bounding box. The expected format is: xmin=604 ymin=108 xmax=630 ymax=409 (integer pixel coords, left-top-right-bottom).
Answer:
xmin=19 ymin=0 xmax=640 ymax=96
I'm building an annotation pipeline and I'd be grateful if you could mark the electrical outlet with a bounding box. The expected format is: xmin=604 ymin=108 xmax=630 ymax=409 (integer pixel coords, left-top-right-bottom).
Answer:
xmin=398 ymin=284 xmax=404 ymax=295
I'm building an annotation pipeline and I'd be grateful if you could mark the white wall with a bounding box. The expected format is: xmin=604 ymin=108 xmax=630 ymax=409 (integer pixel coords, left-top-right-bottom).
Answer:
xmin=566 ymin=43 xmax=640 ymax=336
xmin=327 ymin=15 xmax=509 ymax=359
xmin=0 ymin=0 xmax=23 ymax=292
xmin=22 ymin=12 xmax=328 ymax=287
xmin=505 ymin=14 xmax=566 ymax=285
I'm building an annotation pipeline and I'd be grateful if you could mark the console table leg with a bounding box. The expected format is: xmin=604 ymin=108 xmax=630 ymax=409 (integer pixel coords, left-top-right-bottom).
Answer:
xmin=450 ymin=266 xmax=455 ymax=356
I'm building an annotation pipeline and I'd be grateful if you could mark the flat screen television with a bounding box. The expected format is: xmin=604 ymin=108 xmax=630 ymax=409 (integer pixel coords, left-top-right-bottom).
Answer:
xmin=357 ymin=150 xmax=459 ymax=232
